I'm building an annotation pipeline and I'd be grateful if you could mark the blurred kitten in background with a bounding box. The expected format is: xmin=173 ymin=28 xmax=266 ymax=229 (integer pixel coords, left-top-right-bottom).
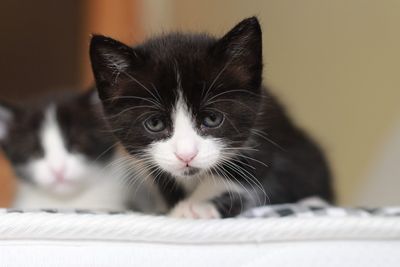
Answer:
xmin=0 ymin=89 xmax=151 ymax=211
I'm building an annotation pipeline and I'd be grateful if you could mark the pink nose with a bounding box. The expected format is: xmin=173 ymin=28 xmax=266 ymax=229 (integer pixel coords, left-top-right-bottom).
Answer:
xmin=175 ymin=151 xmax=198 ymax=164
xmin=50 ymin=165 xmax=66 ymax=182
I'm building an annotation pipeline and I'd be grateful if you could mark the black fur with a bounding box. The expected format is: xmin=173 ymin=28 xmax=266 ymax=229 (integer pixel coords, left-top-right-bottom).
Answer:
xmin=90 ymin=17 xmax=334 ymax=217
xmin=156 ymin=173 xmax=186 ymax=208
xmin=212 ymin=192 xmax=247 ymax=218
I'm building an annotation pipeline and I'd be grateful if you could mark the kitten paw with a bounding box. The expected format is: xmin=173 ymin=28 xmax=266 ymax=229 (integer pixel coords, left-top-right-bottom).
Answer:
xmin=169 ymin=201 xmax=221 ymax=219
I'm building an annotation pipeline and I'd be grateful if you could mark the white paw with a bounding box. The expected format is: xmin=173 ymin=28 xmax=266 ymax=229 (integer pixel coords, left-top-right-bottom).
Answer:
xmin=169 ymin=201 xmax=221 ymax=219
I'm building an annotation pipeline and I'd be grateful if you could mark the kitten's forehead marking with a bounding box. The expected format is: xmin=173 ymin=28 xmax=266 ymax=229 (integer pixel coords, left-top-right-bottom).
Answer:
xmin=173 ymin=95 xmax=196 ymax=136
xmin=170 ymin=93 xmax=200 ymax=155
xmin=40 ymin=105 xmax=68 ymax=168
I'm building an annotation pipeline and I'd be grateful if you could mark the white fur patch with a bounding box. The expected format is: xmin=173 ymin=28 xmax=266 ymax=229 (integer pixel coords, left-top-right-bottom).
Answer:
xmin=169 ymin=175 xmax=243 ymax=219
xmin=148 ymin=93 xmax=246 ymax=218
xmin=149 ymin=95 xmax=223 ymax=179
xmin=169 ymin=201 xmax=220 ymax=219
xmin=26 ymin=105 xmax=94 ymax=195
xmin=41 ymin=105 xmax=69 ymax=171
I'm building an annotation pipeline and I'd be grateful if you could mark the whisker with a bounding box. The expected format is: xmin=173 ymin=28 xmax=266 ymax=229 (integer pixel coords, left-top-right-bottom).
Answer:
xmin=211 ymin=165 xmax=238 ymax=215
xmin=105 ymin=95 xmax=162 ymax=110
xmin=93 ymin=142 xmax=121 ymax=165
xmin=206 ymin=89 xmax=260 ymax=103
xmin=105 ymin=105 xmax=158 ymax=119
xmin=202 ymin=62 xmax=230 ymax=105
xmin=219 ymin=159 xmax=266 ymax=207
xmin=122 ymin=71 xmax=163 ymax=108
xmin=221 ymin=151 xmax=270 ymax=168
xmin=205 ymin=99 xmax=257 ymax=113
xmin=251 ymin=129 xmax=286 ymax=152
xmin=216 ymin=164 xmax=252 ymax=212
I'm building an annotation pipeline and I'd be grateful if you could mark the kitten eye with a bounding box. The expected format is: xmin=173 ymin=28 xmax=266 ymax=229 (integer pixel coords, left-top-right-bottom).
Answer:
xmin=202 ymin=111 xmax=224 ymax=128
xmin=144 ymin=116 xmax=166 ymax=133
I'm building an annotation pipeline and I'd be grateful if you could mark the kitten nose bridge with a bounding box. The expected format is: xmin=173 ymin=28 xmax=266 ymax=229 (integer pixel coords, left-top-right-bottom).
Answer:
xmin=174 ymin=139 xmax=198 ymax=164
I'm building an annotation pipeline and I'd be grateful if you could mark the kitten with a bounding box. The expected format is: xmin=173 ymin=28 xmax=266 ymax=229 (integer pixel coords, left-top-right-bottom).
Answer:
xmin=89 ymin=17 xmax=334 ymax=218
xmin=0 ymin=90 xmax=131 ymax=210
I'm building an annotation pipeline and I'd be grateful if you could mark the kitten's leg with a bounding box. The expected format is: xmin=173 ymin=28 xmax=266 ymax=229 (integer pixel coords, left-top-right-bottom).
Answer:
xmin=169 ymin=200 xmax=221 ymax=219
xmin=169 ymin=176 xmax=255 ymax=219
xmin=211 ymin=191 xmax=249 ymax=218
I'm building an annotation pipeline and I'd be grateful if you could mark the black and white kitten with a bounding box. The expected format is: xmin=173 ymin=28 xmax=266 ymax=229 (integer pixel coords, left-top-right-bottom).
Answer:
xmin=89 ymin=17 xmax=334 ymax=218
xmin=0 ymin=90 xmax=130 ymax=210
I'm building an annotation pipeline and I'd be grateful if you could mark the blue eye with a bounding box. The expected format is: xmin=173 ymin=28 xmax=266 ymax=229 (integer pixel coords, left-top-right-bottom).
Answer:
xmin=144 ymin=116 xmax=166 ymax=133
xmin=202 ymin=111 xmax=224 ymax=128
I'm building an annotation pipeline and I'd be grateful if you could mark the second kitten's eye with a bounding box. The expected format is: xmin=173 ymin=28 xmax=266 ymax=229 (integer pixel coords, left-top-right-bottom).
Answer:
xmin=144 ymin=116 xmax=166 ymax=133
xmin=202 ymin=111 xmax=224 ymax=128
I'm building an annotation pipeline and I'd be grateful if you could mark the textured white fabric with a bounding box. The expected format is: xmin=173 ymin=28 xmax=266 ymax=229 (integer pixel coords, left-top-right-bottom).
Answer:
xmin=0 ymin=210 xmax=399 ymax=266
xmin=0 ymin=211 xmax=400 ymax=243
xmin=0 ymin=240 xmax=399 ymax=267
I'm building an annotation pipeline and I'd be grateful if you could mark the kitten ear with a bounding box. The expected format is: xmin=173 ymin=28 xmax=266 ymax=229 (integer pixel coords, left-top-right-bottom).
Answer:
xmin=216 ymin=17 xmax=262 ymax=61
xmin=0 ymin=101 xmax=16 ymax=141
xmin=89 ymin=35 xmax=145 ymax=99
xmin=213 ymin=17 xmax=263 ymax=85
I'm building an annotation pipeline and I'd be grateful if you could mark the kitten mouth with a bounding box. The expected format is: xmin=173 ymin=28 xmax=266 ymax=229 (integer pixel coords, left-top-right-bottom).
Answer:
xmin=182 ymin=167 xmax=200 ymax=176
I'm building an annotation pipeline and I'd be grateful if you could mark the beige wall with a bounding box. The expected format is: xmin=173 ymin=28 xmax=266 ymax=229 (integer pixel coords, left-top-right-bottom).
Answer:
xmin=142 ymin=0 xmax=400 ymax=204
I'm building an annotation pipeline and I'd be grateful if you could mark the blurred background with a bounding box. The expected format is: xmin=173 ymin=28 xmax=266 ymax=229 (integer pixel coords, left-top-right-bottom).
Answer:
xmin=1 ymin=0 xmax=399 ymax=206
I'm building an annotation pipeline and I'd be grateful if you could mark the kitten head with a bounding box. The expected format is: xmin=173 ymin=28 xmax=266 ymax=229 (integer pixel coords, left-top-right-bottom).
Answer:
xmin=90 ymin=17 xmax=263 ymax=179
xmin=0 ymin=90 xmax=115 ymax=196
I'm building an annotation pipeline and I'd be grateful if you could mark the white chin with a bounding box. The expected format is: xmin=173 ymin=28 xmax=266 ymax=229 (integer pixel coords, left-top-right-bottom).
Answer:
xmin=49 ymin=183 xmax=81 ymax=196
xmin=170 ymin=167 xmax=202 ymax=179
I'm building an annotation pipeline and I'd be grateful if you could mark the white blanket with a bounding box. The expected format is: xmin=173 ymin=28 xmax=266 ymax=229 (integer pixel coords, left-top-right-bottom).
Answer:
xmin=0 ymin=200 xmax=399 ymax=267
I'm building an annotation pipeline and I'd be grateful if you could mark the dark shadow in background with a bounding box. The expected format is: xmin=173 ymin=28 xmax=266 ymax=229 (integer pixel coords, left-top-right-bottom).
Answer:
xmin=0 ymin=1 xmax=82 ymax=101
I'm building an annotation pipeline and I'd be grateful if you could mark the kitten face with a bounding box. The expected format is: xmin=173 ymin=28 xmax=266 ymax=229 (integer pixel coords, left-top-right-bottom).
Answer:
xmin=147 ymin=94 xmax=225 ymax=178
xmin=0 ymin=91 xmax=115 ymax=196
xmin=90 ymin=17 xmax=263 ymax=180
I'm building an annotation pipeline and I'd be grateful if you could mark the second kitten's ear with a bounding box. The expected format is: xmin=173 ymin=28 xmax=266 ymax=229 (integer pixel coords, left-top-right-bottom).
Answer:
xmin=79 ymin=87 xmax=101 ymax=105
xmin=0 ymin=101 xmax=17 ymax=141
xmin=89 ymin=35 xmax=145 ymax=99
